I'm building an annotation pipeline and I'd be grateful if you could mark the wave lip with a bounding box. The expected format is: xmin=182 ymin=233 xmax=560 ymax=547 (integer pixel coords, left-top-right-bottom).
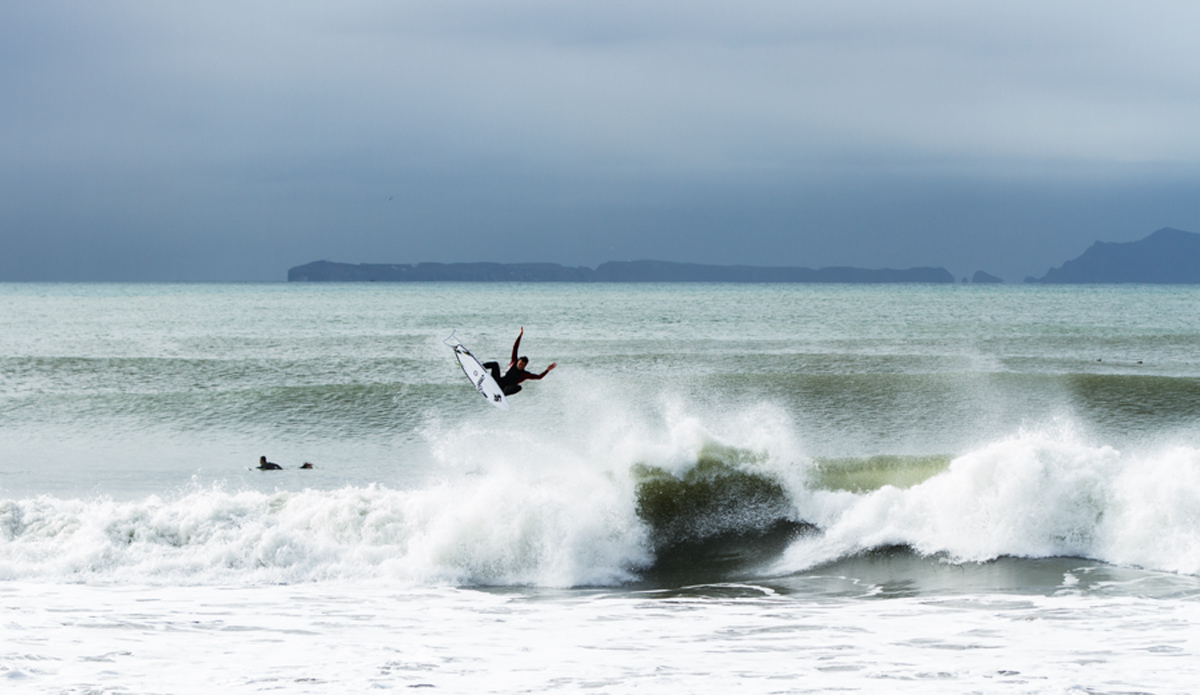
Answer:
xmin=812 ymin=455 xmax=951 ymax=493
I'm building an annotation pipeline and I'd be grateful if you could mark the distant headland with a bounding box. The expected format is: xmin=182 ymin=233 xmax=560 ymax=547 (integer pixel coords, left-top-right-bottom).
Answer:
xmin=288 ymin=260 xmax=956 ymax=283
xmin=288 ymin=227 xmax=1200 ymax=284
xmin=1026 ymin=227 xmax=1200 ymax=283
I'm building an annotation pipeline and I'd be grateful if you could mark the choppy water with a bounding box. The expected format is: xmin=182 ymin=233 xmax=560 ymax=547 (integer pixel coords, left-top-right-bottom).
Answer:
xmin=3 ymin=282 xmax=1200 ymax=693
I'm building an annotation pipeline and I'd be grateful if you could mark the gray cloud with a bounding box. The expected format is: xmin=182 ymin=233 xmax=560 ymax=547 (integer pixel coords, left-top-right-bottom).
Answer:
xmin=3 ymin=1 xmax=1199 ymax=281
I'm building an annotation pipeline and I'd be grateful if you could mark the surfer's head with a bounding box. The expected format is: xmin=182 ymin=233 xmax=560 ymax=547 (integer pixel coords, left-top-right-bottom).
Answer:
xmin=517 ymin=356 xmax=529 ymax=369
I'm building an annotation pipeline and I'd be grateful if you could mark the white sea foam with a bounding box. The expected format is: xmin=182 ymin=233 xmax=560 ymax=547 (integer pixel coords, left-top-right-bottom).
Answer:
xmin=6 ymin=409 xmax=1200 ymax=588
xmin=776 ymin=423 xmax=1200 ymax=576
xmin=0 ymin=479 xmax=649 ymax=587
xmin=4 ymin=581 xmax=1200 ymax=695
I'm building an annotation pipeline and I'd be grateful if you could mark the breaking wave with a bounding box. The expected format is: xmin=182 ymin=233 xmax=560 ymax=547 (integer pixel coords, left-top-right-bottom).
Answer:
xmin=3 ymin=410 xmax=1200 ymax=588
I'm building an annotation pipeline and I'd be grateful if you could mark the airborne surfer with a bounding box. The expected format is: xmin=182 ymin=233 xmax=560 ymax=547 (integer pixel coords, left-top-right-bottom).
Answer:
xmin=482 ymin=327 xmax=556 ymax=396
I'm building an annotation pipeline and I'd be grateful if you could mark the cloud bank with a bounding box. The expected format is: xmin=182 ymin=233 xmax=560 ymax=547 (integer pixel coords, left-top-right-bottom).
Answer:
xmin=3 ymin=1 xmax=1199 ymax=281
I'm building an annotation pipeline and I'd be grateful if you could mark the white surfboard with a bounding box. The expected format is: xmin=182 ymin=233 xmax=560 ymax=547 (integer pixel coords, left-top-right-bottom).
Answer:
xmin=444 ymin=332 xmax=511 ymax=410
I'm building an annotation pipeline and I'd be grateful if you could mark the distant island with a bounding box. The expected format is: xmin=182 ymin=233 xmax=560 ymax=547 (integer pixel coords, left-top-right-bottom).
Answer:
xmin=288 ymin=260 xmax=956 ymax=283
xmin=1027 ymin=227 xmax=1200 ymax=283
xmin=288 ymin=227 xmax=1200 ymax=284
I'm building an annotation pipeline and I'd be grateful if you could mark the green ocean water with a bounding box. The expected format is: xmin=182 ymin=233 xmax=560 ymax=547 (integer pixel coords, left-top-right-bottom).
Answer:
xmin=3 ymin=282 xmax=1199 ymax=495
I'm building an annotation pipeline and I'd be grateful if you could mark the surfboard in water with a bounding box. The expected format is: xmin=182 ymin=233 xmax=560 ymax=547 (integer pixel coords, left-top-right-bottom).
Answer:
xmin=444 ymin=332 xmax=511 ymax=410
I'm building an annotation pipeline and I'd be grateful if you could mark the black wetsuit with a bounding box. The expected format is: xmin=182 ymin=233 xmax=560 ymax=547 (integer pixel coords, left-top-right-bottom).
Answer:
xmin=482 ymin=362 xmax=531 ymax=396
xmin=482 ymin=330 xmax=551 ymax=396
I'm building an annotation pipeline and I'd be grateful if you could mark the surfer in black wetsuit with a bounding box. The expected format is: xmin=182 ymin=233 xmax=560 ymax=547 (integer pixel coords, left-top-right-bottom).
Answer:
xmin=257 ymin=456 xmax=283 ymax=470
xmin=482 ymin=327 xmax=556 ymax=396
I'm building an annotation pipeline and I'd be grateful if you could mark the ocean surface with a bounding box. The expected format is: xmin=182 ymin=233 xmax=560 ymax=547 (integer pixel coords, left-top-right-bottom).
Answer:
xmin=3 ymin=282 xmax=1200 ymax=693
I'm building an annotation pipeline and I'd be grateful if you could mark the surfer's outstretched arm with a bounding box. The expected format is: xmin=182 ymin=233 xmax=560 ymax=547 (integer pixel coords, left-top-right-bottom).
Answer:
xmin=509 ymin=326 xmax=523 ymax=367
xmin=531 ymin=362 xmax=556 ymax=379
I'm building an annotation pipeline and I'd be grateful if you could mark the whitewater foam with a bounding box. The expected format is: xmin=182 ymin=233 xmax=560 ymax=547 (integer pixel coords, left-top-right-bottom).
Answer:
xmin=6 ymin=403 xmax=1200 ymax=589
xmin=775 ymin=424 xmax=1200 ymax=577
xmin=0 ymin=476 xmax=651 ymax=588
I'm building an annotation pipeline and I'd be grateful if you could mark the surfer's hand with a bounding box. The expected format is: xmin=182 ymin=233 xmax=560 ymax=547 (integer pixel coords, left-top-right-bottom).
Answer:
xmin=547 ymin=362 xmax=557 ymax=370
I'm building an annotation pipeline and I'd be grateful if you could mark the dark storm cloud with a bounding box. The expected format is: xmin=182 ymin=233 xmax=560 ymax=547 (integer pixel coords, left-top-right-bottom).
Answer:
xmin=2 ymin=1 xmax=1199 ymax=281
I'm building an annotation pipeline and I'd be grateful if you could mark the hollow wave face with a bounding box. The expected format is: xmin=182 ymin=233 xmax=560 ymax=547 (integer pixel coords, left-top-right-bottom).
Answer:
xmin=630 ymin=446 xmax=813 ymax=584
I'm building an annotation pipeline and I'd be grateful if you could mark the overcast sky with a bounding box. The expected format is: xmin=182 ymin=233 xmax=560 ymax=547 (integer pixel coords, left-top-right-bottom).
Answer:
xmin=3 ymin=1 xmax=1199 ymax=282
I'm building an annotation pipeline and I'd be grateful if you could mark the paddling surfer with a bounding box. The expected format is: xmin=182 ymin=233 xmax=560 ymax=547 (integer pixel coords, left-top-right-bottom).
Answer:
xmin=482 ymin=327 xmax=556 ymax=396
xmin=257 ymin=456 xmax=283 ymax=470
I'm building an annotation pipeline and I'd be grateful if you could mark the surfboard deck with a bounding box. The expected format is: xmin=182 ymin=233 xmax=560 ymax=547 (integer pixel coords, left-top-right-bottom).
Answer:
xmin=444 ymin=333 xmax=511 ymax=410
